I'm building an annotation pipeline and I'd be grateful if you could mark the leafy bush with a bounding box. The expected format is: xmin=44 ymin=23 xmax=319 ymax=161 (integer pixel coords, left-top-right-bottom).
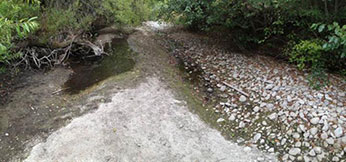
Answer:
xmin=288 ymin=39 xmax=329 ymax=89
xmin=40 ymin=7 xmax=94 ymax=37
xmin=0 ymin=0 xmax=39 ymax=66
xmin=288 ymin=22 xmax=345 ymax=72
xmin=161 ymin=0 xmax=213 ymax=30
xmin=161 ymin=0 xmax=346 ymax=88
xmin=0 ymin=0 xmax=40 ymax=20
xmin=162 ymin=0 xmax=346 ymax=44
xmin=100 ymin=0 xmax=157 ymax=26
xmin=286 ymin=22 xmax=345 ymax=88
xmin=312 ymin=23 xmax=346 ymax=58
xmin=36 ymin=0 xmax=158 ymax=46
xmin=40 ymin=0 xmax=158 ymax=38
xmin=289 ymin=40 xmax=323 ymax=70
xmin=0 ymin=0 xmax=161 ymax=73
xmin=312 ymin=23 xmax=346 ymax=71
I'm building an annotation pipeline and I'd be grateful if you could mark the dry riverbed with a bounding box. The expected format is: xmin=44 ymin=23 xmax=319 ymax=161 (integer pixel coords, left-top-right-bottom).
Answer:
xmin=158 ymin=27 xmax=346 ymax=161
xmin=0 ymin=23 xmax=276 ymax=162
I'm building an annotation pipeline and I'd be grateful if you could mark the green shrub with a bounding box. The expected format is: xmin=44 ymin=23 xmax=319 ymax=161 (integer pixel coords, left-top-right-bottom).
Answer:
xmin=289 ymin=40 xmax=324 ymax=70
xmin=0 ymin=0 xmax=40 ymax=20
xmin=40 ymin=8 xmax=94 ymax=37
xmin=287 ymin=22 xmax=346 ymax=88
xmin=162 ymin=0 xmax=345 ymax=88
xmin=0 ymin=0 xmax=39 ymax=65
xmin=161 ymin=0 xmax=213 ymax=30
xmin=40 ymin=0 xmax=158 ymax=38
xmin=311 ymin=22 xmax=346 ymax=59
xmin=100 ymin=0 xmax=156 ymax=26
xmin=312 ymin=22 xmax=346 ymax=72
xmin=161 ymin=0 xmax=346 ymax=44
xmin=0 ymin=0 xmax=160 ymax=72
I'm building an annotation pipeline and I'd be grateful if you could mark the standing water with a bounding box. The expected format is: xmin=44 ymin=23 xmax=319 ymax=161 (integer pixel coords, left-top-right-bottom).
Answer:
xmin=63 ymin=38 xmax=135 ymax=94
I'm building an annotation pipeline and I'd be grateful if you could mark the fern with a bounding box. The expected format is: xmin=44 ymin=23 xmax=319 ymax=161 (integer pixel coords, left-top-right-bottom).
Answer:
xmin=17 ymin=17 xmax=39 ymax=38
xmin=0 ymin=0 xmax=39 ymax=65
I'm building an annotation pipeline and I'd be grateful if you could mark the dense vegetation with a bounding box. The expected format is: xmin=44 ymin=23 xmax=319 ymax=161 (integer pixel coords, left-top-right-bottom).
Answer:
xmin=1 ymin=0 xmax=345 ymax=87
xmin=0 ymin=0 xmax=40 ymax=72
xmin=162 ymin=0 xmax=346 ymax=86
xmin=0 ymin=0 xmax=159 ymax=71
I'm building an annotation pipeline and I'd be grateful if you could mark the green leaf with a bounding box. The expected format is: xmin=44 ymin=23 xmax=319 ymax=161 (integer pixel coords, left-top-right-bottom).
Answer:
xmin=311 ymin=23 xmax=319 ymax=30
xmin=318 ymin=24 xmax=325 ymax=33
xmin=28 ymin=17 xmax=38 ymax=21
xmin=322 ymin=43 xmax=328 ymax=49
xmin=328 ymin=25 xmax=333 ymax=30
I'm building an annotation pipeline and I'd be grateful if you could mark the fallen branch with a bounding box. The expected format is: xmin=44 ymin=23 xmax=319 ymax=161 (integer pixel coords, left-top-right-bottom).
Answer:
xmin=76 ymin=40 xmax=107 ymax=56
xmin=13 ymin=34 xmax=108 ymax=69
xmin=222 ymin=81 xmax=249 ymax=97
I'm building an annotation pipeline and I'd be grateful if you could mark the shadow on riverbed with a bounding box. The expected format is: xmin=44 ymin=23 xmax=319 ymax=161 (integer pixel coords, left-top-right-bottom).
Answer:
xmin=63 ymin=38 xmax=135 ymax=94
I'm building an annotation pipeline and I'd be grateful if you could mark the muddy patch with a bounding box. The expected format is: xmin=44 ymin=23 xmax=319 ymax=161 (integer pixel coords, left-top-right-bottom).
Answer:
xmin=0 ymin=67 xmax=72 ymax=162
xmin=63 ymin=39 xmax=135 ymax=94
xmin=0 ymin=113 xmax=9 ymax=133
xmin=0 ymin=37 xmax=136 ymax=162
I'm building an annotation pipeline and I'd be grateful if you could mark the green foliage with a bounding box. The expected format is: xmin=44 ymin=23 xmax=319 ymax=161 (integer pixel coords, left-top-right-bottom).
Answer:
xmin=101 ymin=0 xmax=158 ymax=25
xmin=312 ymin=22 xmax=346 ymax=59
xmin=162 ymin=0 xmax=346 ymax=43
xmin=40 ymin=0 xmax=158 ymax=39
xmin=40 ymin=8 xmax=94 ymax=37
xmin=287 ymin=22 xmax=346 ymax=88
xmin=0 ymin=0 xmax=39 ymax=65
xmin=289 ymin=40 xmax=323 ymax=70
xmin=162 ymin=0 xmax=346 ymax=88
xmin=0 ymin=0 xmax=40 ymax=20
xmin=161 ymin=0 xmax=213 ymax=30
xmin=0 ymin=0 xmax=160 ymax=72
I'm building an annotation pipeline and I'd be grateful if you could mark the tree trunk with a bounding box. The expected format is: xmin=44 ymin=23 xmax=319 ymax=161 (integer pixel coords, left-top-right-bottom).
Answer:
xmin=324 ymin=0 xmax=329 ymax=17
xmin=334 ymin=0 xmax=338 ymax=15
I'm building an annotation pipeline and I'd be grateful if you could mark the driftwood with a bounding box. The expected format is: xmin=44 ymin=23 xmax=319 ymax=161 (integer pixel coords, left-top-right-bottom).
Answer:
xmin=77 ymin=39 xmax=106 ymax=56
xmin=14 ymin=32 xmax=107 ymax=69
xmin=222 ymin=81 xmax=249 ymax=97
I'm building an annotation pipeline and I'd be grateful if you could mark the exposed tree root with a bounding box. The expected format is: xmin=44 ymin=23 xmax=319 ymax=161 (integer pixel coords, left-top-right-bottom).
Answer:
xmin=13 ymin=34 xmax=107 ymax=69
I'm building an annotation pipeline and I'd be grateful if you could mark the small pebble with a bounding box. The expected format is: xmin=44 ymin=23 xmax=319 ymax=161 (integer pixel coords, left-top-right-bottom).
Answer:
xmin=217 ymin=118 xmax=225 ymax=123
xmin=289 ymin=148 xmax=301 ymax=156
xmin=239 ymin=95 xmax=247 ymax=102
xmin=243 ymin=146 xmax=251 ymax=152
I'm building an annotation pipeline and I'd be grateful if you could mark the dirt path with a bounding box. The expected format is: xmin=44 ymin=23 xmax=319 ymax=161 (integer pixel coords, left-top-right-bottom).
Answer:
xmin=14 ymin=24 xmax=277 ymax=161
